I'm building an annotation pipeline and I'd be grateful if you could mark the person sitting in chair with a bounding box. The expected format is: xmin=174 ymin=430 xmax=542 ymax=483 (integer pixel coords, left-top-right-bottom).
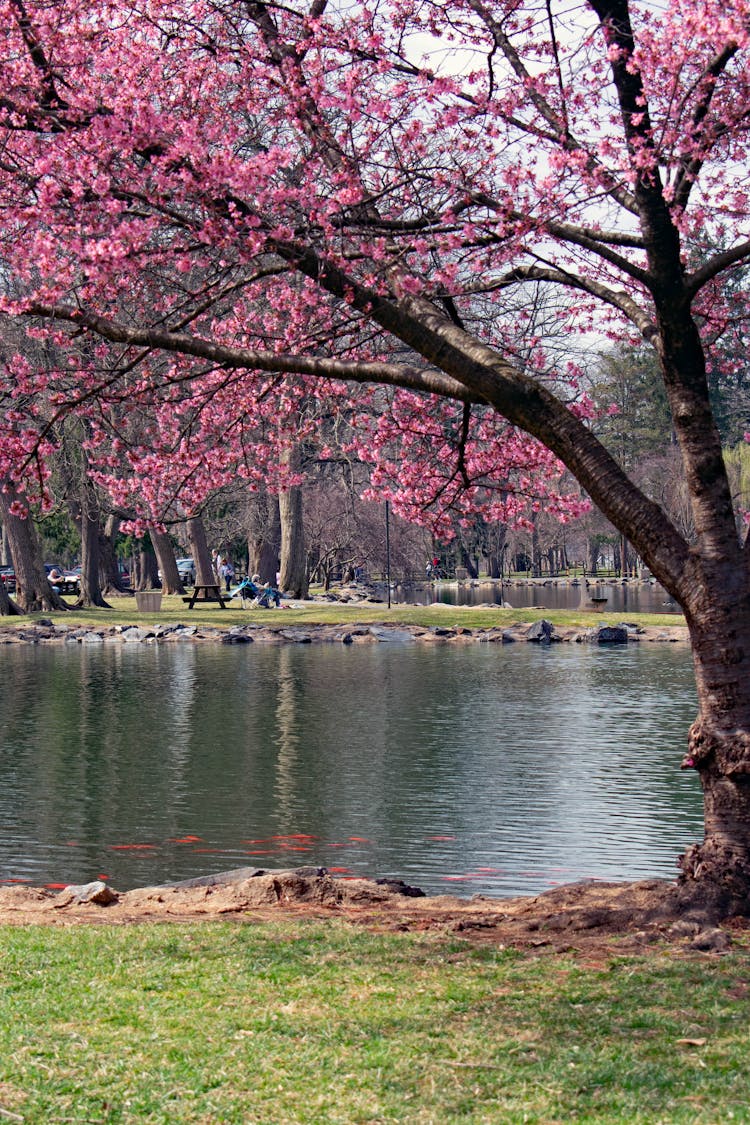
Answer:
xmin=257 ymin=581 xmax=281 ymax=608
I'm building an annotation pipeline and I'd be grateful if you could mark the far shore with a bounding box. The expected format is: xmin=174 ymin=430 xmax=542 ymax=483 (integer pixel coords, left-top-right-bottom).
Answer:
xmin=0 ymin=591 xmax=690 ymax=647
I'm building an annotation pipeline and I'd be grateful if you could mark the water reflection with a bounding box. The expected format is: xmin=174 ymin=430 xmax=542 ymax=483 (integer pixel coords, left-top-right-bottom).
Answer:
xmin=392 ymin=579 xmax=681 ymax=615
xmin=0 ymin=642 xmax=701 ymax=896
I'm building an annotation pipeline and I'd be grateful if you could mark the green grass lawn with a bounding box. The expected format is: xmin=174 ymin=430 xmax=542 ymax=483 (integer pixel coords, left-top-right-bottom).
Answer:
xmin=0 ymin=592 xmax=686 ymax=635
xmin=0 ymin=921 xmax=746 ymax=1124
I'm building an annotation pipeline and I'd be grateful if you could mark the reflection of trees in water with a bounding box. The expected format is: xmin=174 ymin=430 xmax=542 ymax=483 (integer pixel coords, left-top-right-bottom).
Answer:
xmin=1 ymin=645 xmax=702 ymax=891
xmin=273 ymin=647 xmax=300 ymax=822
xmin=413 ymin=580 xmax=679 ymax=614
xmin=0 ymin=645 xmax=202 ymax=879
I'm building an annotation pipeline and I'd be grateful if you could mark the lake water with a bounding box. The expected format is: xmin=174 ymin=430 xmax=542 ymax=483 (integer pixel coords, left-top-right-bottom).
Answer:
xmin=393 ymin=579 xmax=681 ymax=615
xmin=0 ymin=641 xmax=702 ymax=897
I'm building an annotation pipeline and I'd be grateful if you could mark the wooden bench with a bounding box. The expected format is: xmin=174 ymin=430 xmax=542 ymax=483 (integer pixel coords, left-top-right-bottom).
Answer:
xmin=183 ymin=584 xmax=227 ymax=609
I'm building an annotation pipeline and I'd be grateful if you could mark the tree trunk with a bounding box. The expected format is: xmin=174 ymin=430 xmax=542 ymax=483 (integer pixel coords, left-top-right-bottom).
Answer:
xmin=99 ymin=513 xmax=126 ymax=594
xmin=74 ymin=479 xmax=111 ymax=608
xmin=0 ymin=571 xmax=22 ymax=615
xmin=458 ymin=539 xmax=478 ymax=579
xmin=0 ymin=485 xmax=67 ymax=612
xmin=486 ymin=527 xmax=507 ymax=579
xmin=247 ymin=488 xmax=280 ymax=583
xmin=279 ymin=483 xmax=307 ymax=596
xmin=586 ymin=537 xmax=599 ymax=577
xmin=152 ymin=529 xmax=184 ymax=595
xmin=278 ymin=449 xmax=307 ymax=597
xmin=675 ymin=570 xmax=750 ymax=914
xmin=186 ymin=516 xmax=215 ymax=585
xmin=613 ymin=539 xmax=622 ymax=577
xmin=134 ymin=535 xmax=159 ymax=590
xmin=531 ymin=520 xmax=541 ymax=578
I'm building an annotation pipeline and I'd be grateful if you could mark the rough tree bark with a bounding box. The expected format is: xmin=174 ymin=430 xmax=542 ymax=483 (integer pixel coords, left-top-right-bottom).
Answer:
xmin=98 ymin=514 xmax=127 ymax=594
xmin=151 ymin=529 xmax=184 ymax=595
xmin=278 ymin=449 xmax=308 ymax=598
xmin=72 ymin=477 xmax=111 ymax=608
xmin=675 ymin=558 xmax=750 ymax=914
xmin=0 ymin=570 xmax=21 ymax=615
xmin=0 ymin=485 xmax=67 ymax=613
xmin=278 ymin=486 xmax=307 ymax=597
xmin=486 ymin=527 xmax=507 ymax=580
xmin=133 ymin=535 xmax=159 ymax=590
xmin=457 ymin=540 xmax=478 ymax=579
xmin=247 ymin=488 xmax=280 ymax=584
xmin=586 ymin=538 xmax=600 ymax=578
xmin=186 ymin=515 xmax=215 ymax=586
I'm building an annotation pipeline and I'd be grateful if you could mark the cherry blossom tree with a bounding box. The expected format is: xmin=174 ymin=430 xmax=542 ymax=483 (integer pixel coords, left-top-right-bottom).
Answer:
xmin=1 ymin=0 xmax=750 ymax=912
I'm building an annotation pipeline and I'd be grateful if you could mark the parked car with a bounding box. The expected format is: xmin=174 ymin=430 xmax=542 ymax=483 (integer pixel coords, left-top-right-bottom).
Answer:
xmin=156 ymin=557 xmax=196 ymax=586
xmin=175 ymin=557 xmax=196 ymax=585
xmin=0 ymin=565 xmax=16 ymax=592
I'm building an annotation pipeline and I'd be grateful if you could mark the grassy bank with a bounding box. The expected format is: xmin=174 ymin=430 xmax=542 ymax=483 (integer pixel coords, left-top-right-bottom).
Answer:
xmin=0 ymin=920 xmax=746 ymax=1123
xmin=0 ymin=592 xmax=686 ymax=634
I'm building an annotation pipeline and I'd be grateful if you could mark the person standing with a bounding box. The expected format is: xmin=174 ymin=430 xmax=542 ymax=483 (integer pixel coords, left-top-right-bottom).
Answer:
xmin=213 ymin=549 xmax=224 ymax=586
xmin=220 ymin=557 xmax=235 ymax=592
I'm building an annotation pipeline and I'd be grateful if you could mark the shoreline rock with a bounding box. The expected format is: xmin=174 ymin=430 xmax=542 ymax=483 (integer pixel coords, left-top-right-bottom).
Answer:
xmin=0 ymin=615 xmax=690 ymax=648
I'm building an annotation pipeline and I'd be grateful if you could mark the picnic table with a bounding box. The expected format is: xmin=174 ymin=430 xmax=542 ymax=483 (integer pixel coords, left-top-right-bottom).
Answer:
xmin=183 ymin=583 xmax=227 ymax=609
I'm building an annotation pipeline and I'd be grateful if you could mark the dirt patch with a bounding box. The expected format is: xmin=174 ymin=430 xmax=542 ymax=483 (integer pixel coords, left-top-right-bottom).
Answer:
xmin=0 ymin=869 xmax=744 ymax=960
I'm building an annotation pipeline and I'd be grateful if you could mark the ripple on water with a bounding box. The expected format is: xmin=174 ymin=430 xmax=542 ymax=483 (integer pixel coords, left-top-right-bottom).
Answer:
xmin=0 ymin=641 xmax=702 ymax=895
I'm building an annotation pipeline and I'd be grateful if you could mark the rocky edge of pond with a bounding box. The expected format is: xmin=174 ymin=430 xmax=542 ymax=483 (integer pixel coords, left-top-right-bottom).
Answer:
xmin=0 ymin=616 xmax=689 ymax=647
xmin=0 ymin=866 xmax=739 ymax=957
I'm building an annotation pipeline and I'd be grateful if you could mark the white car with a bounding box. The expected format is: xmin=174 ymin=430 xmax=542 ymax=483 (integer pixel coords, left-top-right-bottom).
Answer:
xmin=175 ymin=557 xmax=196 ymax=585
xmin=157 ymin=557 xmax=196 ymax=585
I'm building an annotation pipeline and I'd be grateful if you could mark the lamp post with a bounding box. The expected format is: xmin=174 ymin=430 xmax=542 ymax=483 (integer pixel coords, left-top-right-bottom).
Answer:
xmin=385 ymin=500 xmax=391 ymax=609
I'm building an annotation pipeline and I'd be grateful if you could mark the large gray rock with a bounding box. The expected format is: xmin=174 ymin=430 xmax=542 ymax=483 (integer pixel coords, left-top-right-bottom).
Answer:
xmin=160 ymin=865 xmax=327 ymax=889
xmin=368 ymin=627 xmax=415 ymax=643
xmin=592 ymin=625 xmax=629 ymax=644
xmin=526 ymin=619 xmax=554 ymax=644
xmin=54 ymin=880 xmax=119 ymax=907
xmin=121 ymin=626 xmax=153 ymax=643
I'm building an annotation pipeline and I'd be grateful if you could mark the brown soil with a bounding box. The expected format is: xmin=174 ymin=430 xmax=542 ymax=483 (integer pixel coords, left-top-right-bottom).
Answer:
xmin=0 ymin=869 xmax=744 ymax=961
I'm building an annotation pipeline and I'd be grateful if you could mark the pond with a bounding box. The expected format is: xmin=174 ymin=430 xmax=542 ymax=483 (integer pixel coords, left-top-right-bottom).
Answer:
xmin=1 ymin=641 xmax=702 ymax=897
xmin=392 ymin=579 xmax=681 ymax=615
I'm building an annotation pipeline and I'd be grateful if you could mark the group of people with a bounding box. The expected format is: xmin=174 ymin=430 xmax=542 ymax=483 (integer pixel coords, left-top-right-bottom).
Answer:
xmin=240 ymin=575 xmax=282 ymax=608
xmin=212 ymin=550 xmax=282 ymax=608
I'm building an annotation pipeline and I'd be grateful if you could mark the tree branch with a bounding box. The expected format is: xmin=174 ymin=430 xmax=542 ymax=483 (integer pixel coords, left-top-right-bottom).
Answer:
xmin=23 ymin=302 xmax=480 ymax=404
xmin=671 ymin=41 xmax=741 ymax=212
xmin=686 ymin=239 xmax=750 ymax=297
xmin=464 ymin=264 xmax=656 ymax=340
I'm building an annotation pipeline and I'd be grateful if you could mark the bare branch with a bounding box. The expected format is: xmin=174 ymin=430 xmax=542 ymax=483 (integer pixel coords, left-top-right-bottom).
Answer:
xmin=462 ymin=264 xmax=656 ymax=340
xmin=686 ymin=239 xmax=750 ymax=297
